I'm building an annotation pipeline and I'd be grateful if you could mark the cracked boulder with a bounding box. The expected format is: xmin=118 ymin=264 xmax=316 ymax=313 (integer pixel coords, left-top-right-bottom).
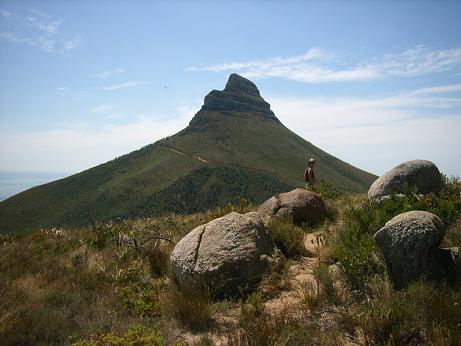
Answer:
xmin=257 ymin=188 xmax=326 ymax=224
xmin=368 ymin=160 xmax=442 ymax=200
xmin=170 ymin=212 xmax=274 ymax=297
xmin=374 ymin=211 xmax=456 ymax=288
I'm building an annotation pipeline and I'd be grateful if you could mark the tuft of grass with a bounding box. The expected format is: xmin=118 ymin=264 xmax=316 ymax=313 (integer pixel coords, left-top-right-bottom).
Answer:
xmin=267 ymin=217 xmax=307 ymax=258
xmin=204 ymin=197 xmax=251 ymax=222
xmin=258 ymin=253 xmax=292 ymax=298
xmin=161 ymin=284 xmax=213 ymax=331
xmin=230 ymin=293 xmax=335 ymax=346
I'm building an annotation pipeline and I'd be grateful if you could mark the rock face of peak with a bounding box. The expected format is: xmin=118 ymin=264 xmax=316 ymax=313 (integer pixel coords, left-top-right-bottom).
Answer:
xmin=200 ymin=74 xmax=277 ymax=120
xmin=224 ymin=73 xmax=261 ymax=96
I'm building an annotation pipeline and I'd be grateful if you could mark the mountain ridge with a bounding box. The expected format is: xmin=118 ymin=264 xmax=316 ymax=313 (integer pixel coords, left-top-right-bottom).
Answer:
xmin=0 ymin=74 xmax=377 ymax=233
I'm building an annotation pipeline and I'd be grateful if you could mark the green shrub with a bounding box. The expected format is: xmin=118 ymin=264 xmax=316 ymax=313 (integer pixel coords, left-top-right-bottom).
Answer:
xmin=315 ymin=180 xmax=342 ymax=199
xmin=120 ymin=282 xmax=161 ymax=318
xmin=267 ymin=217 xmax=307 ymax=258
xmin=72 ymin=324 xmax=164 ymax=346
xmin=355 ymin=278 xmax=461 ymax=345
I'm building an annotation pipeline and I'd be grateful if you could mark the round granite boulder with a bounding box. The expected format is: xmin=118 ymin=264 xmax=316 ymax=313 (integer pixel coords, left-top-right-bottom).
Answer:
xmin=258 ymin=188 xmax=326 ymax=224
xmin=368 ymin=160 xmax=442 ymax=200
xmin=374 ymin=211 xmax=446 ymax=288
xmin=170 ymin=212 xmax=274 ymax=297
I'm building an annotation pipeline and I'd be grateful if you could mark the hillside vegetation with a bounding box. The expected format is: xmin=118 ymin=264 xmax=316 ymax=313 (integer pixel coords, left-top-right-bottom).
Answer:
xmin=1 ymin=176 xmax=460 ymax=345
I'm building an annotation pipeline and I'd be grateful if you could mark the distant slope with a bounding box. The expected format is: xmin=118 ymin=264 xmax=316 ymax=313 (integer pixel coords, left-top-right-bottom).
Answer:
xmin=0 ymin=74 xmax=376 ymax=233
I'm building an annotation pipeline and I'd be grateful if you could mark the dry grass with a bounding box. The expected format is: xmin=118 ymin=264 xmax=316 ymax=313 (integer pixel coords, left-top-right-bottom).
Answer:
xmin=1 ymin=187 xmax=460 ymax=345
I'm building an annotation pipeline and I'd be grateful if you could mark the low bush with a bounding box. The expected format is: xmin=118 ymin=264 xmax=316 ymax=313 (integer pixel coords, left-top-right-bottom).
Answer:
xmin=315 ymin=180 xmax=342 ymax=199
xmin=354 ymin=277 xmax=461 ymax=345
xmin=72 ymin=324 xmax=164 ymax=346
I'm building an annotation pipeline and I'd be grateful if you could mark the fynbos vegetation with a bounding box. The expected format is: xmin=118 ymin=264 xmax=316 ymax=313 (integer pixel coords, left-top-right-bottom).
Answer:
xmin=1 ymin=174 xmax=460 ymax=345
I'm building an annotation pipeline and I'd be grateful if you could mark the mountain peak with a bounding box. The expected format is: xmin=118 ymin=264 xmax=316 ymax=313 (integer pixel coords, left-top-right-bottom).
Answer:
xmin=224 ymin=73 xmax=261 ymax=97
xmin=200 ymin=74 xmax=277 ymax=120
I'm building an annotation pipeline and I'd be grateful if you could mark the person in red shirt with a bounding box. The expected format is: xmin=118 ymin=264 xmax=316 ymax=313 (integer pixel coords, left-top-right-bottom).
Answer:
xmin=304 ymin=158 xmax=316 ymax=191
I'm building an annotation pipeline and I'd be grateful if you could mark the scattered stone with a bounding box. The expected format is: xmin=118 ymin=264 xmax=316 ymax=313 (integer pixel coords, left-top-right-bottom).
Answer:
xmin=170 ymin=212 xmax=274 ymax=297
xmin=258 ymin=188 xmax=326 ymax=224
xmin=374 ymin=211 xmax=453 ymax=288
xmin=368 ymin=160 xmax=442 ymax=200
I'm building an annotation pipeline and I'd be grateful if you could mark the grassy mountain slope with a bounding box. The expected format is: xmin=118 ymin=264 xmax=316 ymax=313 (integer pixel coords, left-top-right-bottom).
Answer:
xmin=0 ymin=75 xmax=376 ymax=233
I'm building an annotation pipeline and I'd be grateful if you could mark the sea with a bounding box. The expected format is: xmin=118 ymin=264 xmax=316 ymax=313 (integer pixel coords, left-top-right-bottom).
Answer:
xmin=0 ymin=171 xmax=72 ymax=201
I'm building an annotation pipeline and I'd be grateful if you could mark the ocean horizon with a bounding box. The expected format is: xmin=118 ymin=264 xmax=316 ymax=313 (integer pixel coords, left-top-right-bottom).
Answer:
xmin=0 ymin=171 xmax=73 ymax=201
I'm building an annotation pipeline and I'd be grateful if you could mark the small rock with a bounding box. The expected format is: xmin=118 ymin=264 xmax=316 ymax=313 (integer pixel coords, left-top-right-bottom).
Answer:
xmin=368 ymin=160 xmax=442 ymax=200
xmin=258 ymin=188 xmax=326 ymax=224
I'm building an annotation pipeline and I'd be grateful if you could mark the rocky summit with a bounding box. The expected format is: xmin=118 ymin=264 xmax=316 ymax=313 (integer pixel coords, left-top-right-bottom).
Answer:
xmin=200 ymin=73 xmax=277 ymax=120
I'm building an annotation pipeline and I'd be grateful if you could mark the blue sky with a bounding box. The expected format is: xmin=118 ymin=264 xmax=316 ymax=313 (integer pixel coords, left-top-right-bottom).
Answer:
xmin=0 ymin=0 xmax=460 ymax=178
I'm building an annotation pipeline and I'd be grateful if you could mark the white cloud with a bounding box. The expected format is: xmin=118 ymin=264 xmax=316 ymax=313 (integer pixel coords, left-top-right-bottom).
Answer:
xmin=92 ymin=68 xmax=125 ymax=79
xmin=101 ymin=80 xmax=148 ymax=91
xmin=0 ymin=107 xmax=196 ymax=172
xmin=187 ymin=46 xmax=461 ymax=83
xmin=91 ymin=104 xmax=112 ymax=114
xmin=56 ymin=86 xmax=70 ymax=95
xmin=63 ymin=35 xmax=82 ymax=51
xmin=269 ymin=85 xmax=461 ymax=176
xmin=0 ymin=8 xmax=82 ymax=54
xmin=408 ymin=84 xmax=461 ymax=96
xmin=91 ymin=104 xmax=124 ymax=120
xmin=0 ymin=9 xmax=11 ymax=17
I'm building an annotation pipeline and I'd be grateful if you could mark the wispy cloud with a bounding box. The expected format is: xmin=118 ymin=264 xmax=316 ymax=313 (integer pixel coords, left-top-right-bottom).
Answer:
xmin=269 ymin=84 xmax=461 ymax=175
xmin=187 ymin=46 xmax=461 ymax=83
xmin=0 ymin=9 xmax=11 ymax=17
xmin=0 ymin=8 xmax=82 ymax=54
xmin=91 ymin=104 xmax=123 ymax=119
xmin=101 ymin=80 xmax=148 ymax=91
xmin=56 ymin=86 xmax=70 ymax=95
xmin=92 ymin=68 xmax=125 ymax=79
xmin=0 ymin=107 xmax=196 ymax=172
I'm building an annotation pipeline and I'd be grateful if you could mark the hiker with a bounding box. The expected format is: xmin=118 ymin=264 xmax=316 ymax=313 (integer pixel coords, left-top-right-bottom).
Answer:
xmin=304 ymin=158 xmax=316 ymax=190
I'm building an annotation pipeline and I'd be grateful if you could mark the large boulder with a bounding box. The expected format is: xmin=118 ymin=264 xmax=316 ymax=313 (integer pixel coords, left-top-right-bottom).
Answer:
xmin=374 ymin=211 xmax=455 ymax=288
xmin=170 ymin=212 xmax=274 ymax=297
xmin=257 ymin=188 xmax=326 ymax=224
xmin=368 ymin=160 xmax=442 ymax=200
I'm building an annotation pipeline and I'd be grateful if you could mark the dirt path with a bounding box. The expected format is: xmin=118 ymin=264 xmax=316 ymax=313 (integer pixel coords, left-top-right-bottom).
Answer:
xmin=178 ymin=232 xmax=326 ymax=345
xmin=159 ymin=146 xmax=210 ymax=164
